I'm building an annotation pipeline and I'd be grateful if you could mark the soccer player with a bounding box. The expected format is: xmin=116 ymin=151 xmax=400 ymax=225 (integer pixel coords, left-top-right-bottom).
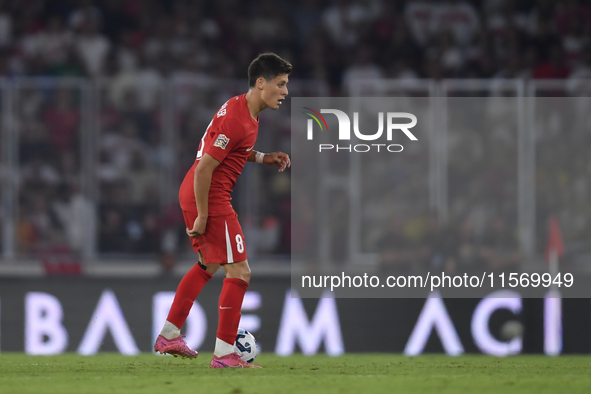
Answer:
xmin=154 ymin=53 xmax=292 ymax=368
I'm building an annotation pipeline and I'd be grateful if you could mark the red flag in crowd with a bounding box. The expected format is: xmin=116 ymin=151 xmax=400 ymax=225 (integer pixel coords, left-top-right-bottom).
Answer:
xmin=545 ymin=216 xmax=565 ymax=263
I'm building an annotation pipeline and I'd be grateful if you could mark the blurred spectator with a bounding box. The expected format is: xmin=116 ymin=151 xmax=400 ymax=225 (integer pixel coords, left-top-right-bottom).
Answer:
xmin=249 ymin=0 xmax=291 ymax=46
xmin=382 ymin=21 xmax=422 ymax=78
xmin=292 ymin=0 xmax=323 ymax=46
xmin=435 ymin=0 xmax=480 ymax=46
xmin=99 ymin=208 xmax=126 ymax=252
xmin=68 ymin=0 xmax=103 ymax=32
xmin=322 ymin=0 xmax=379 ymax=48
xmin=554 ymin=0 xmax=591 ymax=36
xmin=532 ymin=44 xmax=570 ymax=79
xmin=17 ymin=202 xmax=41 ymax=255
xmin=447 ymin=216 xmax=486 ymax=275
xmin=74 ymin=18 xmax=110 ymax=77
xmin=20 ymin=155 xmax=61 ymax=186
xmin=19 ymin=120 xmax=50 ymax=163
xmin=342 ymin=46 xmax=383 ymax=93
xmin=19 ymin=191 xmax=63 ymax=250
xmin=115 ymin=29 xmax=140 ymax=73
xmin=421 ymin=214 xmax=456 ymax=273
xmin=51 ymin=183 xmax=97 ymax=255
xmin=101 ymin=118 xmax=151 ymax=173
xmin=378 ymin=215 xmax=425 ymax=274
xmin=124 ymin=150 xmax=159 ymax=204
xmin=0 ymin=0 xmax=12 ymax=48
xmin=484 ymin=0 xmax=530 ymax=37
xmin=21 ymin=15 xmax=73 ymax=70
xmin=561 ymin=13 xmax=589 ymax=67
xmin=492 ymin=50 xmax=530 ymax=81
xmin=480 ymin=216 xmax=522 ymax=272
xmin=42 ymin=88 xmax=79 ymax=154
xmin=405 ymin=0 xmax=437 ymax=46
xmin=432 ymin=31 xmax=465 ymax=76
xmin=568 ymin=45 xmax=591 ymax=94
xmin=109 ymin=55 xmax=163 ymax=116
xmin=527 ymin=15 xmax=560 ymax=65
xmin=97 ymin=89 xmax=121 ymax=131
xmin=111 ymin=86 xmax=157 ymax=133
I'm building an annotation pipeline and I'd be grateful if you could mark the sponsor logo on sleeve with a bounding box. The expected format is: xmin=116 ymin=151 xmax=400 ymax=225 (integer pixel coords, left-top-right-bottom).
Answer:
xmin=214 ymin=134 xmax=230 ymax=149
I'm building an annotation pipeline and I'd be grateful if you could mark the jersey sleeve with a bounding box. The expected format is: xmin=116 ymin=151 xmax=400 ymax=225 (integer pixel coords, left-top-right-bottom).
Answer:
xmin=203 ymin=117 xmax=245 ymax=163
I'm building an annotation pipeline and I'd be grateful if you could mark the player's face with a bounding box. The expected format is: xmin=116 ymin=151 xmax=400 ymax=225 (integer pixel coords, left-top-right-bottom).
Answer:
xmin=261 ymin=74 xmax=289 ymax=110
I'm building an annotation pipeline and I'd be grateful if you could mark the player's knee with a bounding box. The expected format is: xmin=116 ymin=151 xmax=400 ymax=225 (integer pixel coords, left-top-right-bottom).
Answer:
xmin=224 ymin=261 xmax=251 ymax=283
xmin=241 ymin=267 xmax=251 ymax=283
xmin=233 ymin=265 xmax=251 ymax=283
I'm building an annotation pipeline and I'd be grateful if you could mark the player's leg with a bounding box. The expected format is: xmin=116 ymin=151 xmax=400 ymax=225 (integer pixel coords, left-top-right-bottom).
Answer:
xmin=163 ymin=210 xmax=220 ymax=336
xmin=162 ymin=255 xmax=220 ymax=338
xmin=210 ymin=260 xmax=260 ymax=368
xmin=155 ymin=253 xmax=220 ymax=358
xmin=215 ymin=260 xmax=251 ymax=356
xmin=155 ymin=208 xmax=220 ymax=358
xmin=213 ymin=213 xmax=250 ymax=357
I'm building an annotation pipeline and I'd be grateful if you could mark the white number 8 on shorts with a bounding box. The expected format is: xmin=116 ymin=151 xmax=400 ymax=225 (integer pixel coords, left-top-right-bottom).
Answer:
xmin=223 ymin=216 xmax=247 ymax=263
xmin=235 ymin=234 xmax=244 ymax=253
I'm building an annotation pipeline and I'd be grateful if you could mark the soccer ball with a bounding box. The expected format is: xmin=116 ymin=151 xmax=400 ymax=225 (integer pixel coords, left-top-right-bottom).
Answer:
xmin=234 ymin=328 xmax=258 ymax=363
xmin=500 ymin=320 xmax=524 ymax=340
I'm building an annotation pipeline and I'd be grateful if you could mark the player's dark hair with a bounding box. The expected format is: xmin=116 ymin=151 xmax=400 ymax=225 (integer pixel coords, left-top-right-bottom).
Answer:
xmin=248 ymin=53 xmax=292 ymax=87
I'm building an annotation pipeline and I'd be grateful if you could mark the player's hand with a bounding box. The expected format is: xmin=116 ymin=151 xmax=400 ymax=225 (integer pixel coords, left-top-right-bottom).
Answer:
xmin=187 ymin=215 xmax=207 ymax=238
xmin=263 ymin=151 xmax=291 ymax=172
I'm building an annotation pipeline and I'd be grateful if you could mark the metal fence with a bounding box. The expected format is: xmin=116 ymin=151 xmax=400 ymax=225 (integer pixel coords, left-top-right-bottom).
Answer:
xmin=338 ymin=79 xmax=589 ymax=272
xmin=342 ymin=80 xmax=591 ymax=270
xmin=0 ymin=78 xmax=589 ymax=273
xmin=0 ymin=77 xmax=328 ymax=269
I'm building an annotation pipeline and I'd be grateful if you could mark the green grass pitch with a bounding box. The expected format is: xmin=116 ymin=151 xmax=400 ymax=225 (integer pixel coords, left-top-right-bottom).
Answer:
xmin=1 ymin=353 xmax=590 ymax=394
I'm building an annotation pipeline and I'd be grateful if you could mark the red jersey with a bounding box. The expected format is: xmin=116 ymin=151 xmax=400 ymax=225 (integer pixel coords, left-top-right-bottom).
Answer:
xmin=179 ymin=94 xmax=259 ymax=216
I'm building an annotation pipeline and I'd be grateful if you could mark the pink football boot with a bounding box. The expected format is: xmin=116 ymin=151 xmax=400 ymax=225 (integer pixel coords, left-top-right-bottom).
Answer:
xmin=154 ymin=335 xmax=198 ymax=359
xmin=210 ymin=353 xmax=261 ymax=368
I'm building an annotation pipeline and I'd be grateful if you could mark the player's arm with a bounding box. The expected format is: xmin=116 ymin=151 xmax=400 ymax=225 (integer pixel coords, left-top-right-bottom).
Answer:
xmin=187 ymin=153 xmax=220 ymax=238
xmin=247 ymin=150 xmax=291 ymax=172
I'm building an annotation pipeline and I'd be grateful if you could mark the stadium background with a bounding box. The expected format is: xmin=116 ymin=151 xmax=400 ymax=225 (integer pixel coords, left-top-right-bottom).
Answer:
xmin=0 ymin=0 xmax=590 ymax=355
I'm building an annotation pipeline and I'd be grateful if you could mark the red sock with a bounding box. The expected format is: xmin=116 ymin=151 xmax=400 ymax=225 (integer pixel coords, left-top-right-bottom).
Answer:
xmin=166 ymin=263 xmax=213 ymax=328
xmin=216 ymin=277 xmax=249 ymax=344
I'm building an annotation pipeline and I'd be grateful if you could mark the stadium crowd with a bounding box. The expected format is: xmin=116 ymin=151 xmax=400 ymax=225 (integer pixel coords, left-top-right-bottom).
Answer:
xmin=0 ymin=0 xmax=590 ymax=87
xmin=3 ymin=0 xmax=590 ymax=270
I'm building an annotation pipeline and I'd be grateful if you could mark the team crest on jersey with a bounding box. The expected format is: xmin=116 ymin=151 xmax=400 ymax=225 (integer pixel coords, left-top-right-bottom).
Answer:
xmin=214 ymin=134 xmax=230 ymax=149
